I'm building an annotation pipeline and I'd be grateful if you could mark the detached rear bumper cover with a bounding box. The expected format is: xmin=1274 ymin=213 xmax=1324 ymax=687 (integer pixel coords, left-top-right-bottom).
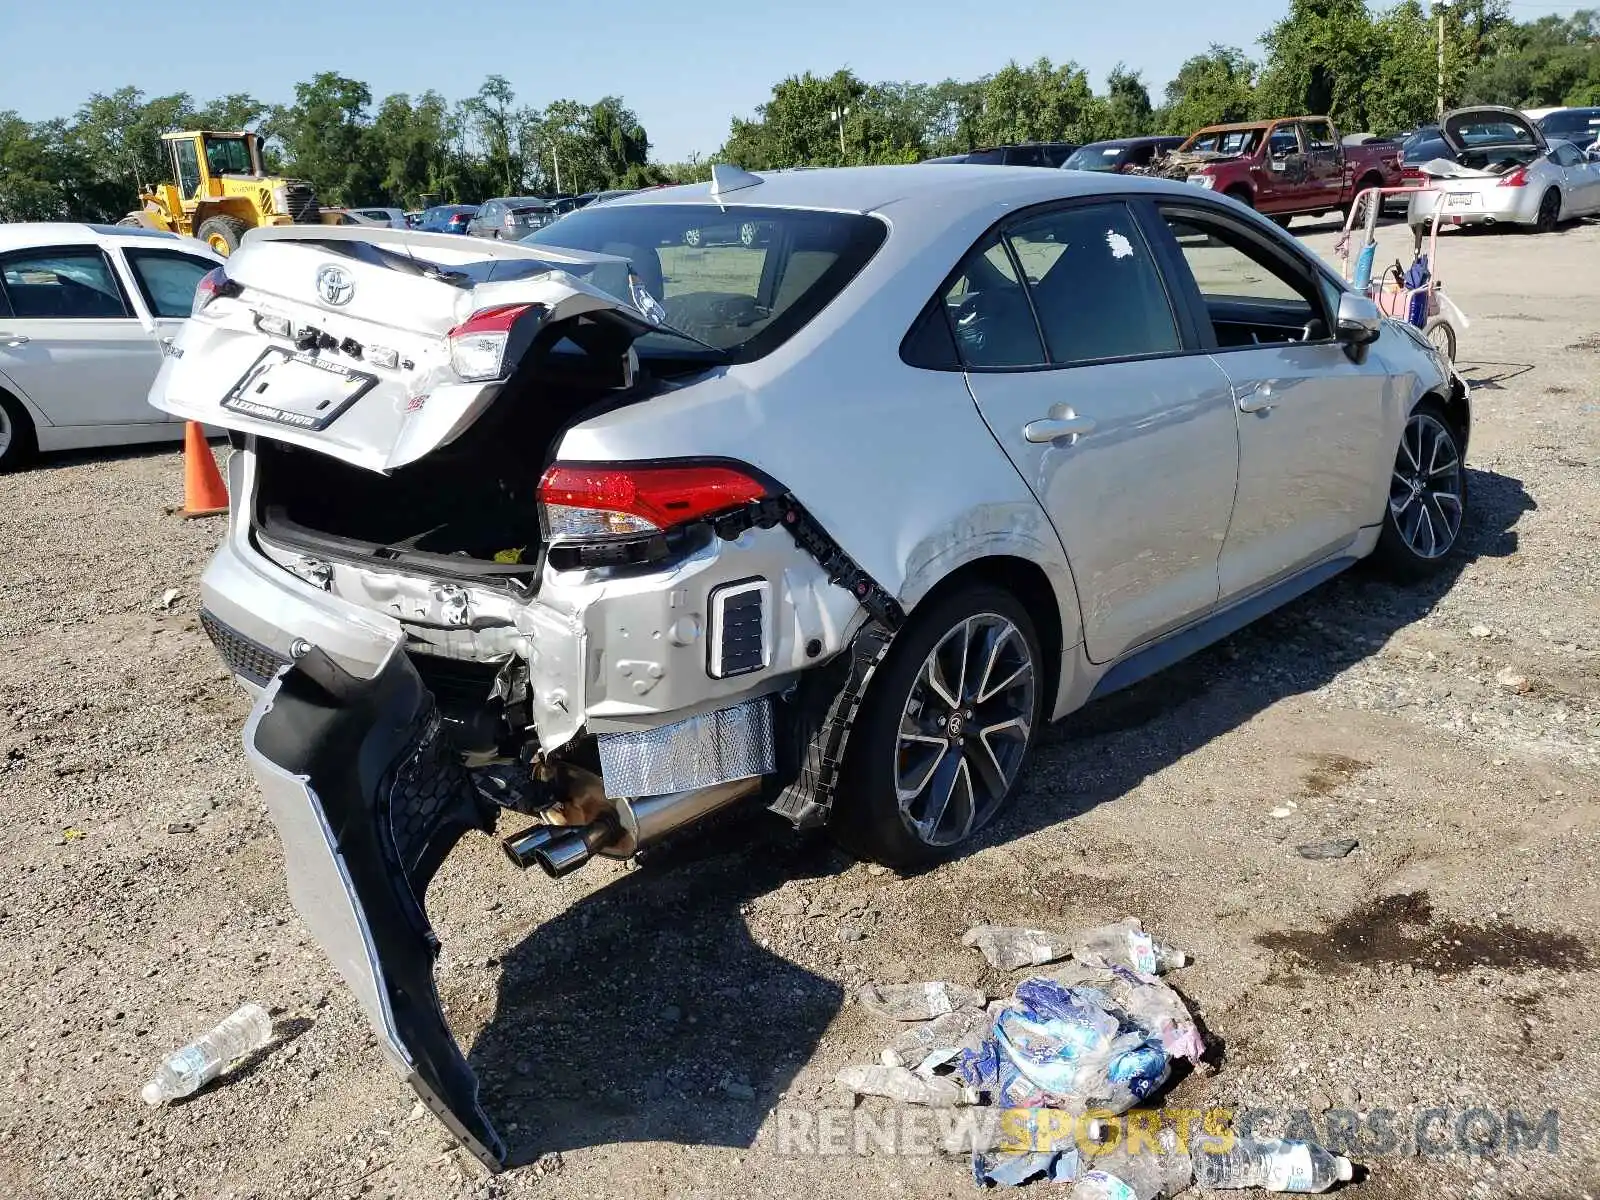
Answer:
xmin=245 ymin=647 xmax=507 ymax=1169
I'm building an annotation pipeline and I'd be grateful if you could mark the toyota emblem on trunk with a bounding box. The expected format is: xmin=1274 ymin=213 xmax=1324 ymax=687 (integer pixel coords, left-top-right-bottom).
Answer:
xmin=316 ymin=264 xmax=354 ymax=306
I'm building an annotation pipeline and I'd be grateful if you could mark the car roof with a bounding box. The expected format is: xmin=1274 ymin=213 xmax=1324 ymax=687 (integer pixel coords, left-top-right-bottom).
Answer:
xmin=485 ymin=196 xmax=550 ymax=207
xmin=601 ymin=163 xmax=1218 ymax=218
xmin=0 ymin=222 xmax=214 ymax=255
xmin=1074 ymin=136 xmax=1182 ymax=150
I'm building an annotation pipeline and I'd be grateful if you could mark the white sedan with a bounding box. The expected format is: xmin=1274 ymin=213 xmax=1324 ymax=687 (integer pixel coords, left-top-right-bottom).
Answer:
xmin=0 ymin=222 xmax=221 ymax=470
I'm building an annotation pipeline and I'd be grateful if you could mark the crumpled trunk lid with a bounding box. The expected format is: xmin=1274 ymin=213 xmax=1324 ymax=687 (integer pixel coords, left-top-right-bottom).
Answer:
xmin=1438 ymin=106 xmax=1547 ymax=159
xmin=148 ymin=226 xmax=659 ymax=473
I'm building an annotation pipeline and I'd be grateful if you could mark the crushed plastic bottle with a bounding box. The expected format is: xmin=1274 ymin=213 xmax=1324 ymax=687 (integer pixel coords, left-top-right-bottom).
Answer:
xmin=1073 ymin=1127 xmax=1191 ymax=1199
xmin=1071 ymin=918 xmax=1189 ymax=976
xmin=1192 ymin=1137 xmax=1355 ymax=1193
xmin=1073 ymin=1127 xmax=1192 ymax=1200
xmin=886 ymin=1006 xmax=995 ymax=1061
xmin=835 ymin=1064 xmax=982 ymax=1107
xmin=857 ymin=980 xmax=987 ymax=1022
xmin=962 ymin=925 xmax=1075 ymax=971
xmin=141 ymin=1003 xmax=273 ymax=1105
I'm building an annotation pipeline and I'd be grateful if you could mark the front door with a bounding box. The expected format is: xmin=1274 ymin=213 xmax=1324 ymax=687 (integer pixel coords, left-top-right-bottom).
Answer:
xmin=1258 ymin=122 xmax=1310 ymax=211
xmin=1150 ymin=203 xmax=1394 ymax=599
xmin=950 ymin=201 xmax=1241 ymax=663
xmin=0 ymin=245 xmax=163 ymax=429
xmin=1300 ymin=119 xmax=1347 ymax=212
xmin=117 ymin=246 xmax=219 ymax=420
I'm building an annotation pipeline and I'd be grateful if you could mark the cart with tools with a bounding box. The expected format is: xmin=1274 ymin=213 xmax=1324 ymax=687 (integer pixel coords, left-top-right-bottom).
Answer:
xmin=1335 ymin=185 xmax=1468 ymax=362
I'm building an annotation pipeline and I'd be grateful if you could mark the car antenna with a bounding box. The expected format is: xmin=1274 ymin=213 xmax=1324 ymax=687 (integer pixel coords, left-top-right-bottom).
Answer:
xmin=709 ymin=164 xmax=762 ymax=211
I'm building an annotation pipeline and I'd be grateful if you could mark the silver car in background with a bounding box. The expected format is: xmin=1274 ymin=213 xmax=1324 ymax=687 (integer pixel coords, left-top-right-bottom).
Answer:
xmin=1408 ymin=105 xmax=1600 ymax=235
xmin=150 ymin=165 xmax=1467 ymax=1168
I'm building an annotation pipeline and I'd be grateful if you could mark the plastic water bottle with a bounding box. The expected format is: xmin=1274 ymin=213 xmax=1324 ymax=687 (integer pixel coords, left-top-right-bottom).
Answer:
xmin=1073 ymin=1127 xmax=1192 ymax=1200
xmin=1192 ymin=1138 xmax=1355 ymax=1193
xmin=141 ymin=1003 xmax=273 ymax=1105
xmin=1071 ymin=918 xmax=1189 ymax=975
xmin=835 ymin=1064 xmax=982 ymax=1107
xmin=962 ymin=925 xmax=1074 ymax=970
xmin=857 ymin=981 xmax=987 ymax=1022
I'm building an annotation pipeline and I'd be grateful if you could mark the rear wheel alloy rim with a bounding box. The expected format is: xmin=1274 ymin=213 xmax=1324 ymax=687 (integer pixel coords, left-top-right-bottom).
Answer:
xmin=1390 ymin=413 xmax=1463 ymax=559
xmin=894 ymin=614 xmax=1035 ymax=847
xmin=1539 ymin=191 xmax=1560 ymax=230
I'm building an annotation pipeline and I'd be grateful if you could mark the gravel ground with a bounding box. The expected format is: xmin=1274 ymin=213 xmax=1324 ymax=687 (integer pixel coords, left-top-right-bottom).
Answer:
xmin=1 ymin=215 xmax=1597 ymax=1200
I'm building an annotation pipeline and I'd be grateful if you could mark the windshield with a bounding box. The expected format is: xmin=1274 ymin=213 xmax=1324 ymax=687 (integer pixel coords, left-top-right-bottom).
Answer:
xmin=1540 ymin=109 xmax=1600 ymax=138
xmin=1183 ymin=129 xmax=1262 ymax=156
xmin=1063 ymin=145 xmax=1128 ymax=172
xmin=522 ymin=202 xmax=887 ymax=363
xmin=204 ymin=136 xmax=255 ymax=176
xmin=1403 ymin=132 xmax=1450 ymax=163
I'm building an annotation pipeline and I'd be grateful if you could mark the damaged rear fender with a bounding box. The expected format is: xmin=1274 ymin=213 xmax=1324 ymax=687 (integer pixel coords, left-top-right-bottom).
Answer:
xmin=245 ymin=646 xmax=507 ymax=1170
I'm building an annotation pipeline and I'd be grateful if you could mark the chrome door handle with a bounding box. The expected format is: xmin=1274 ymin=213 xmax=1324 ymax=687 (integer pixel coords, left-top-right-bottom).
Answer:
xmin=1237 ymin=382 xmax=1276 ymax=413
xmin=1 ymin=334 xmax=29 ymax=347
xmin=1024 ymin=412 xmax=1097 ymax=443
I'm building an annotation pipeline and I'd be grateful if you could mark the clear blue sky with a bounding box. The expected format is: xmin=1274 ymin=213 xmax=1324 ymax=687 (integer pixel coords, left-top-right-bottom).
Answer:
xmin=1 ymin=0 xmax=1584 ymax=161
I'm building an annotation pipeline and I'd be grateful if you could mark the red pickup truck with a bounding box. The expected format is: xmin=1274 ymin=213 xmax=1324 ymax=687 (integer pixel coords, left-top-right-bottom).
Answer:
xmin=1162 ymin=116 xmax=1403 ymax=225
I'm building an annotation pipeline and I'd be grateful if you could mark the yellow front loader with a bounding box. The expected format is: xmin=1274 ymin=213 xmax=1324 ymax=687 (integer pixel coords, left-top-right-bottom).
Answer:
xmin=121 ymin=131 xmax=329 ymax=256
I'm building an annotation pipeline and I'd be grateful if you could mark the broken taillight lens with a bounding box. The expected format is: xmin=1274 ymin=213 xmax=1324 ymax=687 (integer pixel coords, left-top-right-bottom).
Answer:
xmin=1498 ymin=166 xmax=1529 ymax=188
xmin=447 ymin=304 xmax=537 ymax=381
xmin=538 ymin=462 xmax=770 ymax=543
xmin=192 ymin=266 xmax=240 ymax=316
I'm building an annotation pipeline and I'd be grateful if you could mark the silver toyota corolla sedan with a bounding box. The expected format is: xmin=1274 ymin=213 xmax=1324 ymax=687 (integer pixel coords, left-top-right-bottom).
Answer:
xmin=150 ymin=164 xmax=1467 ymax=1167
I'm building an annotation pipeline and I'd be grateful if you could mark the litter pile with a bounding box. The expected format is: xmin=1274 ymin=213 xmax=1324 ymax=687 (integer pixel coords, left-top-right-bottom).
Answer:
xmin=836 ymin=918 xmax=1356 ymax=1194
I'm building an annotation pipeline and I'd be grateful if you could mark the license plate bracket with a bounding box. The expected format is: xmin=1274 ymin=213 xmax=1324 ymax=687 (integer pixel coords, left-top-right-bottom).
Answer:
xmin=1448 ymin=192 xmax=1474 ymax=207
xmin=220 ymin=346 xmax=377 ymax=431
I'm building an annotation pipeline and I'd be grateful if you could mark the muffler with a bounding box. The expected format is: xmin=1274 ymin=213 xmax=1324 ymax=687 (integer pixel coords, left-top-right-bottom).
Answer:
xmin=500 ymin=774 xmax=759 ymax=876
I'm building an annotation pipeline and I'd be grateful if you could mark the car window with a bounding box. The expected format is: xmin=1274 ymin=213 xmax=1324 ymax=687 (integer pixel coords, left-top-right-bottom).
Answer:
xmin=172 ymin=139 xmax=202 ymax=198
xmin=1005 ymin=203 xmax=1179 ymax=366
xmin=1064 ymin=145 xmax=1127 ymax=172
xmin=0 ymin=249 xmax=130 ymax=319
xmin=1303 ymin=120 xmax=1336 ymax=152
xmin=124 ymin=250 xmax=212 ymax=319
xmin=204 ymin=137 xmax=252 ymax=176
xmin=1269 ymin=124 xmax=1302 ymax=159
xmin=940 ymin=233 xmax=1045 ymax=369
xmin=526 ymin=203 xmax=886 ymax=363
xmin=1404 ymin=133 xmax=1450 ymax=163
xmin=1159 ymin=211 xmax=1322 ymax=338
xmin=1552 ymin=142 xmax=1583 ymax=168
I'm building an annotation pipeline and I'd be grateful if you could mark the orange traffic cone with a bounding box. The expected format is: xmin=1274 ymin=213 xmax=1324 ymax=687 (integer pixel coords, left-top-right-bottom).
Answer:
xmin=180 ymin=422 xmax=229 ymax=520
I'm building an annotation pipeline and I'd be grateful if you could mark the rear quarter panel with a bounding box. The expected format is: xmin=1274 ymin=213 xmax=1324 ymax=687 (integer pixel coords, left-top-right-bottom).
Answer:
xmin=554 ymin=204 xmax=1088 ymax=687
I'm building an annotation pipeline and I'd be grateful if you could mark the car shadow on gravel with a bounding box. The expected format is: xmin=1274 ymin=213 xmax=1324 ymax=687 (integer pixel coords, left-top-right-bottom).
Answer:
xmin=972 ymin=464 xmax=1534 ymax=849
xmin=468 ymin=816 xmax=845 ymax=1167
xmin=464 ymin=467 xmax=1531 ymax=1168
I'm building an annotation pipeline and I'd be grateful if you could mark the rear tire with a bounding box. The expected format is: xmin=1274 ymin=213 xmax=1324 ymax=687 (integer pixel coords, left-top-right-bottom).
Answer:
xmin=830 ymin=585 xmax=1045 ymax=868
xmin=196 ymin=215 xmax=250 ymax=256
xmin=1372 ymin=398 xmax=1467 ymax=581
xmin=0 ymin=390 xmax=38 ymax=473
xmin=1534 ymin=188 xmax=1561 ymax=233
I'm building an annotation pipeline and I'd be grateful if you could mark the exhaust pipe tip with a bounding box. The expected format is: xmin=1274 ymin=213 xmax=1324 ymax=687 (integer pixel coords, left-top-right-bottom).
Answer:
xmin=502 ymin=819 xmax=619 ymax=878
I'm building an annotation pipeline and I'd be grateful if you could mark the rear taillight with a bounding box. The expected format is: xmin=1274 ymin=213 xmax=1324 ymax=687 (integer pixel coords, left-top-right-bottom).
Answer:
xmin=1499 ymin=166 xmax=1529 ymax=188
xmin=447 ymin=304 xmax=537 ymax=381
xmin=192 ymin=266 xmax=240 ymax=315
xmin=538 ymin=462 xmax=770 ymax=547
xmin=1402 ymin=166 xmax=1423 ymax=184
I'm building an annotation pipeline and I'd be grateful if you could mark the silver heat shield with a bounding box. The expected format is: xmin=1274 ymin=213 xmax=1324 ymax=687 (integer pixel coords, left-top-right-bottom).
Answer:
xmin=597 ymin=697 xmax=775 ymax=798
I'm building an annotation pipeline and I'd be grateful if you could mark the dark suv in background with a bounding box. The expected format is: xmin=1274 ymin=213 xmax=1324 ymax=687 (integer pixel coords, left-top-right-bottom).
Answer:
xmin=924 ymin=142 xmax=1079 ymax=167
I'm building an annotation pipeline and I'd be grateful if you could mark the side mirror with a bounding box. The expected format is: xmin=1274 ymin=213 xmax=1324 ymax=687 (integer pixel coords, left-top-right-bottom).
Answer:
xmin=1335 ymin=292 xmax=1382 ymax=346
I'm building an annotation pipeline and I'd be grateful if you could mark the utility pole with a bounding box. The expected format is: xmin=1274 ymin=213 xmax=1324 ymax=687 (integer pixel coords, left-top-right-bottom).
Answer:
xmin=832 ymin=105 xmax=851 ymax=161
xmin=552 ymin=142 xmax=563 ymax=194
xmin=1436 ymin=0 xmax=1453 ymax=121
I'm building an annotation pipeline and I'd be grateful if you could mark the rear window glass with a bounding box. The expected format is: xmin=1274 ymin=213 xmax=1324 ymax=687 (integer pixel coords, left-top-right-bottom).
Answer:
xmin=1403 ymin=133 xmax=1450 ymax=163
xmin=524 ymin=203 xmax=887 ymax=363
xmin=1447 ymin=116 xmax=1537 ymax=147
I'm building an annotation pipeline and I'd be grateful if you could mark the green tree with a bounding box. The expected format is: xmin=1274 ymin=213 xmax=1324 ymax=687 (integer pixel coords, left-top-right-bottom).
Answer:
xmin=1159 ymin=46 xmax=1257 ymax=134
xmin=973 ymin=58 xmax=1101 ymax=146
xmin=1101 ymin=66 xmax=1155 ymax=137
xmin=72 ymin=87 xmax=193 ymax=197
xmin=272 ymin=73 xmax=380 ymax=204
xmin=0 ymin=113 xmax=77 ymax=220
xmin=1255 ymin=0 xmax=1381 ymax=128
